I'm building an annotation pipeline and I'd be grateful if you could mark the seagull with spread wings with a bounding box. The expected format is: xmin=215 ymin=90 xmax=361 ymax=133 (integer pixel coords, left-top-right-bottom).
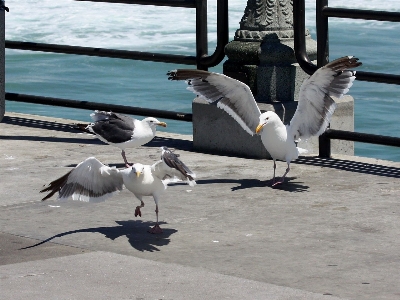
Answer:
xmin=40 ymin=147 xmax=196 ymax=234
xmin=76 ymin=111 xmax=167 ymax=167
xmin=168 ymin=56 xmax=361 ymax=186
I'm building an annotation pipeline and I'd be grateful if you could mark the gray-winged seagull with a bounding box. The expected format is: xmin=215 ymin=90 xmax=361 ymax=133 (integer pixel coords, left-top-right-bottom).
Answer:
xmin=167 ymin=56 xmax=362 ymax=186
xmin=76 ymin=111 xmax=167 ymax=167
xmin=40 ymin=146 xmax=196 ymax=234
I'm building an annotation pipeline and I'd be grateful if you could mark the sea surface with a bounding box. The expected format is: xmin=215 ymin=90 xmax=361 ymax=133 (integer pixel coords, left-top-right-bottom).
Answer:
xmin=4 ymin=0 xmax=400 ymax=162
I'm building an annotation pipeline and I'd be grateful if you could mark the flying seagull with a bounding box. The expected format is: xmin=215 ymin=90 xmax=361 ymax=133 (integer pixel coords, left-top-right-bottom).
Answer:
xmin=167 ymin=56 xmax=361 ymax=186
xmin=76 ymin=111 xmax=167 ymax=167
xmin=40 ymin=146 xmax=196 ymax=234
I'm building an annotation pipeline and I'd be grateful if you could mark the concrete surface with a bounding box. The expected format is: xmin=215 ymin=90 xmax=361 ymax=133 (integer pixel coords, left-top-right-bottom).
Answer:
xmin=1 ymin=112 xmax=400 ymax=300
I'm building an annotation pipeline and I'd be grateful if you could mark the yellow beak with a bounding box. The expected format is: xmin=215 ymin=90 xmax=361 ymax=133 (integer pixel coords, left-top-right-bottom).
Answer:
xmin=136 ymin=171 xmax=141 ymax=177
xmin=255 ymin=123 xmax=265 ymax=134
xmin=157 ymin=122 xmax=167 ymax=127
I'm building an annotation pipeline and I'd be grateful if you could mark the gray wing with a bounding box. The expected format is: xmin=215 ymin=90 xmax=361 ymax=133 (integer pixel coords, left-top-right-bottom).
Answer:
xmin=288 ymin=56 xmax=362 ymax=140
xmin=152 ymin=146 xmax=196 ymax=186
xmin=40 ymin=157 xmax=124 ymax=202
xmin=167 ymin=69 xmax=261 ymax=135
xmin=89 ymin=111 xmax=135 ymax=144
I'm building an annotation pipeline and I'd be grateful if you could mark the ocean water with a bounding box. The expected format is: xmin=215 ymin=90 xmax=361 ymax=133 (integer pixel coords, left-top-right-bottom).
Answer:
xmin=4 ymin=0 xmax=400 ymax=162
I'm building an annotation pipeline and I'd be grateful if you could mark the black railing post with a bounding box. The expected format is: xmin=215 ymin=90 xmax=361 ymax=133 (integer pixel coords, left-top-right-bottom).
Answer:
xmin=316 ymin=0 xmax=329 ymax=67
xmin=195 ymin=0 xmax=208 ymax=70
xmin=319 ymin=132 xmax=331 ymax=158
xmin=293 ymin=0 xmax=318 ymax=75
xmin=199 ymin=0 xmax=228 ymax=69
xmin=316 ymin=0 xmax=331 ymax=157
xmin=0 ymin=0 xmax=6 ymax=122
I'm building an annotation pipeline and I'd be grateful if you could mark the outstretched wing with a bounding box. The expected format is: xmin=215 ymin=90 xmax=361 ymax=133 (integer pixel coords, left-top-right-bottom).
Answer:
xmin=40 ymin=157 xmax=124 ymax=202
xmin=152 ymin=147 xmax=196 ymax=187
xmin=167 ymin=69 xmax=261 ymax=135
xmin=288 ymin=56 xmax=362 ymax=140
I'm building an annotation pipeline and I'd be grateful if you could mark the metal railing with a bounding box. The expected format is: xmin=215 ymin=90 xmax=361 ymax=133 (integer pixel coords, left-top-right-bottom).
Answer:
xmin=5 ymin=0 xmax=229 ymax=122
xmin=293 ymin=0 xmax=400 ymax=157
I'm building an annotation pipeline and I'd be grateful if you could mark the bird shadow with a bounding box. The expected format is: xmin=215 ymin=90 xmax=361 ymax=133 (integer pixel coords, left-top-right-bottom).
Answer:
xmin=19 ymin=220 xmax=177 ymax=252
xmin=196 ymin=177 xmax=309 ymax=193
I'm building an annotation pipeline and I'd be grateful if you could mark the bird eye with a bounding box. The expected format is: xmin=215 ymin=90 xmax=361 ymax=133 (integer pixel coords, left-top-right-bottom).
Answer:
xmin=266 ymin=117 xmax=269 ymax=120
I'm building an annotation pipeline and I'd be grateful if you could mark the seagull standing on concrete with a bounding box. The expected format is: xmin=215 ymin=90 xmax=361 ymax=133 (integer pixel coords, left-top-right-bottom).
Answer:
xmin=76 ymin=111 xmax=167 ymax=167
xmin=40 ymin=147 xmax=196 ymax=234
xmin=167 ymin=56 xmax=361 ymax=186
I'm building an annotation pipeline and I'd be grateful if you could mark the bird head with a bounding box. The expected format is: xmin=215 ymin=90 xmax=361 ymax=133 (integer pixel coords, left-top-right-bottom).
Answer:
xmin=132 ymin=163 xmax=145 ymax=177
xmin=143 ymin=117 xmax=167 ymax=128
xmin=255 ymin=111 xmax=281 ymax=134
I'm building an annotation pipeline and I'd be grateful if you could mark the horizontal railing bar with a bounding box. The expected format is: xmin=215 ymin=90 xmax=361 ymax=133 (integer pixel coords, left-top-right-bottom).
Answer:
xmin=322 ymin=7 xmax=400 ymax=22
xmin=75 ymin=0 xmax=197 ymax=8
xmin=5 ymin=92 xmax=193 ymax=122
xmin=325 ymin=129 xmax=400 ymax=147
xmin=6 ymin=0 xmax=228 ymax=69
xmin=355 ymin=71 xmax=400 ymax=85
xmin=5 ymin=41 xmax=197 ymax=65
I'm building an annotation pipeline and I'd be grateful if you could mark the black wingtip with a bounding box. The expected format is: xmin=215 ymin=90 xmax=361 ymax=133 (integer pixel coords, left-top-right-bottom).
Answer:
xmin=166 ymin=70 xmax=177 ymax=80
xmin=348 ymin=56 xmax=362 ymax=68
xmin=40 ymin=185 xmax=59 ymax=201
xmin=326 ymin=56 xmax=363 ymax=73
xmin=40 ymin=170 xmax=72 ymax=201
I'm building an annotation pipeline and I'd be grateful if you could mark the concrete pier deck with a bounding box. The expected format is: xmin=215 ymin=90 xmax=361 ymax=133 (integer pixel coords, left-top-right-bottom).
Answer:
xmin=1 ymin=112 xmax=400 ymax=300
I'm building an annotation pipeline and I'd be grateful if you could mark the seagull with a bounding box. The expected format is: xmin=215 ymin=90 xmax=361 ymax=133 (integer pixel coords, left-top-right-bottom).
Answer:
xmin=76 ymin=111 xmax=167 ymax=167
xmin=40 ymin=146 xmax=196 ymax=234
xmin=167 ymin=56 xmax=362 ymax=186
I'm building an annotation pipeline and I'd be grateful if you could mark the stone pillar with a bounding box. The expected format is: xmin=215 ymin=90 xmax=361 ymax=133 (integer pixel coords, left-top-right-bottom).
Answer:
xmin=192 ymin=0 xmax=354 ymax=158
xmin=0 ymin=1 xmax=6 ymax=122
xmin=224 ymin=0 xmax=317 ymax=103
